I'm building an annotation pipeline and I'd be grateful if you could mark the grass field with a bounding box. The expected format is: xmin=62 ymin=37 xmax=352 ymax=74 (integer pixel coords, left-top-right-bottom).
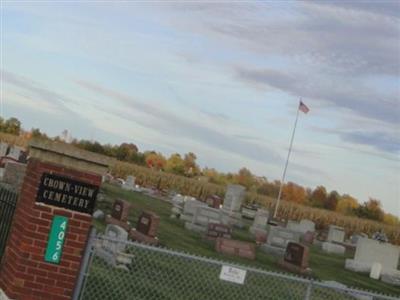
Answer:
xmin=89 ymin=184 xmax=399 ymax=298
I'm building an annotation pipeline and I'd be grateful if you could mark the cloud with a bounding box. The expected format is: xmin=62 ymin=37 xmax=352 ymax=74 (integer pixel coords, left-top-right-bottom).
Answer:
xmin=167 ymin=1 xmax=400 ymax=77
xmin=2 ymin=70 xmax=76 ymax=114
xmin=74 ymin=80 xmax=283 ymax=165
xmin=341 ymin=130 xmax=400 ymax=154
xmin=308 ymin=1 xmax=400 ymax=19
xmin=238 ymin=67 xmax=398 ymax=123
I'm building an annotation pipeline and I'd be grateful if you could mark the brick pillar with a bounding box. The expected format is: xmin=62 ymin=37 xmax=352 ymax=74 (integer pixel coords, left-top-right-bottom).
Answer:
xmin=0 ymin=140 xmax=112 ymax=300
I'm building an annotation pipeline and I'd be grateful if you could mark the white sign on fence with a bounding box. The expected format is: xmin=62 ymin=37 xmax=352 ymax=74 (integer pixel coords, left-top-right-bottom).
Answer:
xmin=219 ymin=265 xmax=247 ymax=285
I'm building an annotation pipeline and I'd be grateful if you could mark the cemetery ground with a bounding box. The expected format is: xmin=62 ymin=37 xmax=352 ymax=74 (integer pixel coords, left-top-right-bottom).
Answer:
xmin=91 ymin=183 xmax=400 ymax=297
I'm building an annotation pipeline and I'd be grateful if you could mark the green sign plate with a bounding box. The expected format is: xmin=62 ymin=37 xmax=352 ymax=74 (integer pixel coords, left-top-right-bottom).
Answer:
xmin=44 ymin=215 xmax=68 ymax=264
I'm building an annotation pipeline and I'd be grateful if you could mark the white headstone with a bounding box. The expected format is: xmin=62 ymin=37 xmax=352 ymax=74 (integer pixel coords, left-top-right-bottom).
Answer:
xmin=327 ymin=225 xmax=345 ymax=243
xmin=345 ymin=238 xmax=400 ymax=274
xmin=122 ymin=175 xmax=136 ymax=191
xmin=193 ymin=206 xmax=222 ymax=227
xmin=266 ymin=226 xmax=300 ymax=248
xmin=93 ymin=209 xmax=105 ymax=219
xmin=370 ymin=263 xmax=382 ymax=280
xmin=223 ymin=184 xmax=245 ymax=212
xmin=0 ymin=142 xmax=8 ymax=157
xmin=322 ymin=242 xmax=345 ymax=255
xmin=183 ymin=199 xmax=207 ymax=216
xmin=103 ymin=224 xmax=128 ymax=253
xmin=6 ymin=146 xmax=22 ymax=160
xmin=249 ymin=209 xmax=269 ymax=235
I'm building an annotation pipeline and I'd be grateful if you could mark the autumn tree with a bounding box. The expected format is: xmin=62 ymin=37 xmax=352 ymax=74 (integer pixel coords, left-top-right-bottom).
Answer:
xmin=336 ymin=194 xmax=359 ymax=215
xmin=0 ymin=117 xmax=21 ymax=135
xmin=234 ymin=167 xmax=255 ymax=190
xmin=325 ymin=190 xmax=340 ymax=211
xmin=165 ymin=153 xmax=185 ymax=175
xmin=383 ymin=213 xmax=400 ymax=226
xmin=183 ymin=152 xmax=200 ymax=177
xmin=354 ymin=198 xmax=384 ymax=221
xmin=145 ymin=151 xmax=166 ymax=171
xmin=282 ymin=182 xmax=307 ymax=204
xmin=310 ymin=186 xmax=327 ymax=208
xmin=257 ymin=180 xmax=280 ymax=198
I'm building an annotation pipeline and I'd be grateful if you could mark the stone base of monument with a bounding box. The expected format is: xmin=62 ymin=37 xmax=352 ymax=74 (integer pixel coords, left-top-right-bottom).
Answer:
xmin=95 ymin=248 xmax=133 ymax=271
xmin=249 ymin=226 xmax=267 ymax=236
xmin=300 ymin=231 xmax=315 ymax=245
xmin=221 ymin=210 xmax=242 ymax=226
xmin=215 ymin=238 xmax=256 ymax=260
xmin=345 ymin=259 xmax=371 ymax=273
xmin=241 ymin=206 xmax=257 ymax=220
xmin=205 ymin=223 xmax=232 ymax=241
xmin=260 ymin=244 xmax=286 ymax=256
xmin=254 ymin=230 xmax=268 ymax=245
xmin=105 ymin=215 xmax=131 ymax=231
xmin=278 ymin=260 xmax=312 ymax=275
xmin=180 ymin=213 xmax=194 ymax=223
xmin=321 ymin=242 xmax=345 ymax=255
xmin=381 ymin=271 xmax=400 ymax=286
xmin=129 ymin=229 xmax=159 ymax=246
xmin=184 ymin=222 xmax=207 ymax=233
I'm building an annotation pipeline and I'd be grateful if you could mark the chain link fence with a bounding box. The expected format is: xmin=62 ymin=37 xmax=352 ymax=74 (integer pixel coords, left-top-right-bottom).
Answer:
xmin=78 ymin=236 xmax=399 ymax=300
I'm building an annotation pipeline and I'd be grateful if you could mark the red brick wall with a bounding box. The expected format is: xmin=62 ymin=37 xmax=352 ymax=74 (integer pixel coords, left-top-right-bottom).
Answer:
xmin=0 ymin=158 xmax=101 ymax=300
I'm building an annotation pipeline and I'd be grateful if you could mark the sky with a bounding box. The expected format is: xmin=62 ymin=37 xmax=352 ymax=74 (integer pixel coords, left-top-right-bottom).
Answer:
xmin=1 ymin=1 xmax=399 ymax=216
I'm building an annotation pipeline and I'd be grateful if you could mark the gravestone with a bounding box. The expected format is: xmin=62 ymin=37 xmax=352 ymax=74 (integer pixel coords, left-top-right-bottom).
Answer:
xmin=180 ymin=199 xmax=207 ymax=222
xmin=105 ymin=199 xmax=131 ymax=231
xmin=287 ymin=219 xmax=315 ymax=234
xmin=206 ymin=223 xmax=232 ymax=240
xmin=345 ymin=238 xmax=400 ymax=275
xmin=170 ymin=194 xmax=185 ymax=218
xmin=185 ymin=206 xmax=222 ymax=233
xmin=1 ymin=161 xmax=26 ymax=192
xmin=260 ymin=226 xmax=301 ymax=256
xmin=101 ymin=224 xmax=128 ymax=253
xmin=381 ymin=270 xmax=400 ymax=286
xmin=96 ymin=224 xmax=133 ymax=270
xmin=0 ymin=139 xmax=112 ymax=300
xmin=241 ymin=205 xmax=258 ymax=220
xmin=221 ymin=184 xmax=245 ymax=226
xmin=249 ymin=209 xmax=269 ymax=235
xmin=222 ymin=184 xmax=245 ymax=212
xmin=351 ymin=233 xmax=368 ymax=245
xmin=136 ymin=211 xmax=160 ymax=237
xmin=6 ymin=146 xmax=23 ymax=161
xmin=327 ymin=225 xmax=345 ymax=243
xmin=129 ymin=211 xmax=160 ymax=245
xmin=215 ymin=238 xmax=256 ymax=260
xmin=205 ymin=195 xmax=222 ymax=209
xmin=301 ymin=231 xmax=315 ymax=245
xmin=0 ymin=142 xmax=8 ymax=157
xmin=322 ymin=242 xmax=346 ymax=255
xmin=122 ymin=175 xmax=135 ymax=191
xmin=279 ymin=242 xmax=310 ymax=274
xmin=93 ymin=209 xmax=105 ymax=219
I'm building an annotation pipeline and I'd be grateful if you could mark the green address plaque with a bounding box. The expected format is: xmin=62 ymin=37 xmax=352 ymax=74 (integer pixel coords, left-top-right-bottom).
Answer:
xmin=44 ymin=215 xmax=68 ymax=264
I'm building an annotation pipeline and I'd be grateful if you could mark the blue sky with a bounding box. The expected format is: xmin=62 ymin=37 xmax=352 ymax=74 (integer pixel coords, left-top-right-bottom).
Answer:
xmin=1 ymin=1 xmax=399 ymax=216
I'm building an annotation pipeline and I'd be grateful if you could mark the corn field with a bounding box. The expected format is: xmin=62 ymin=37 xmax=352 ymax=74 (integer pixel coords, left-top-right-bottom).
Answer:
xmin=0 ymin=132 xmax=29 ymax=147
xmin=1 ymin=133 xmax=399 ymax=245
xmin=112 ymin=161 xmax=400 ymax=245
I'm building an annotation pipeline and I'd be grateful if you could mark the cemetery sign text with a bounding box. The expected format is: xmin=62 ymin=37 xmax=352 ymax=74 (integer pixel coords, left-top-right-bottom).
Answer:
xmin=36 ymin=173 xmax=98 ymax=214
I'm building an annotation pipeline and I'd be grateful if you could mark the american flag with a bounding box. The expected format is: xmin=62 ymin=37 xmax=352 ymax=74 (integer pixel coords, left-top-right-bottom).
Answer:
xmin=299 ymin=101 xmax=310 ymax=114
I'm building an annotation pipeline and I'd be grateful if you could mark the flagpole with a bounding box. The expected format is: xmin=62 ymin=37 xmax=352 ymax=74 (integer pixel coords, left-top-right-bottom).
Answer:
xmin=273 ymin=103 xmax=301 ymax=219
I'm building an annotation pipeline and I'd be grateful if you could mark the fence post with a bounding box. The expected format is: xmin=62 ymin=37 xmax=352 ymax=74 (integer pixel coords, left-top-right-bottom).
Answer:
xmin=72 ymin=227 xmax=97 ymax=300
xmin=304 ymin=280 xmax=313 ymax=300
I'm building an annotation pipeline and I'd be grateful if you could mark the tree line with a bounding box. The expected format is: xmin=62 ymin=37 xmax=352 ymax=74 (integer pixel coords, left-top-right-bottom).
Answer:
xmin=1 ymin=116 xmax=398 ymax=225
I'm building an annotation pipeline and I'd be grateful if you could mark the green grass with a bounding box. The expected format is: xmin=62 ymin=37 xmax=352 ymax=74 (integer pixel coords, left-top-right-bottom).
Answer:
xmin=88 ymin=184 xmax=400 ymax=298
